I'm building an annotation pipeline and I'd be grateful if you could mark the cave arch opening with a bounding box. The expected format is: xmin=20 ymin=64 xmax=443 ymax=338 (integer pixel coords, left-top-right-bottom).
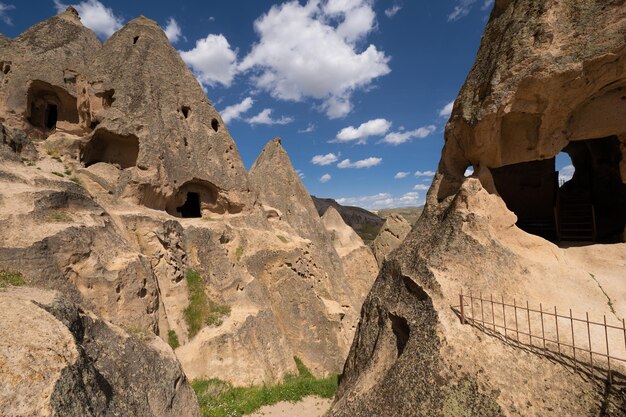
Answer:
xmin=492 ymin=136 xmax=626 ymax=245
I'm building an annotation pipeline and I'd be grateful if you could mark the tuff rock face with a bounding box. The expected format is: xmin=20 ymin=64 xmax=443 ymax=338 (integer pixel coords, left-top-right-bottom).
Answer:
xmin=321 ymin=206 xmax=379 ymax=303
xmin=330 ymin=1 xmax=626 ymax=416
xmin=0 ymin=287 xmax=199 ymax=417
xmin=371 ymin=213 xmax=411 ymax=268
xmin=0 ymin=7 xmax=377 ymax=400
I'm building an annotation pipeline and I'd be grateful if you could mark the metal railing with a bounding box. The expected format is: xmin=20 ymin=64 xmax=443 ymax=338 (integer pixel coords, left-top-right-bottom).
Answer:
xmin=455 ymin=292 xmax=626 ymax=383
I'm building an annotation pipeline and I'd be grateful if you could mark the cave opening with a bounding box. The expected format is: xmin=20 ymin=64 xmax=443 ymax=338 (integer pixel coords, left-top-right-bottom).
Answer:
xmin=492 ymin=136 xmax=626 ymax=244
xmin=45 ymin=104 xmax=58 ymax=129
xmin=81 ymin=129 xmax=139 ymax=169
xmin=176 ymin=192 xmax=201 ymax=218
xmin=27 ymin=80 xmax=78 ymax=134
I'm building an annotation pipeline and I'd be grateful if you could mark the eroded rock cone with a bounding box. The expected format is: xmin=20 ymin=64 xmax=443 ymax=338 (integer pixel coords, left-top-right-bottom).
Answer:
xmin=371 ymin=213 xmax=411 ymax=268
xmin=329 ymin=1 xmax=626 ymax=416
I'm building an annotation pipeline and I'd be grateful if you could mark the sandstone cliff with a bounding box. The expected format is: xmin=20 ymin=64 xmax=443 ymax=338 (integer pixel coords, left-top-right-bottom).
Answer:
xmin=0 ymin=287 xmax=199 ymax=417
xmin=0 ymin=7 xmax=376 ymax=399
xmin=371 ymin=213 xmax=411 ymax=268
xmin=329 ymin=1 xmax=626 ymax=416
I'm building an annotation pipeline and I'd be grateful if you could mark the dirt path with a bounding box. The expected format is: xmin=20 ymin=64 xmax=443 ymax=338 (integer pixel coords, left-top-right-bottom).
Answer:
xmin=248 ymin=396 xmax=332 ymax=417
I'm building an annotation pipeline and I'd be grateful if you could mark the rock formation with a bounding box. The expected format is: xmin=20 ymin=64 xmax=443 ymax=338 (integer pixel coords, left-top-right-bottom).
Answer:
xmin=0 ymin=287 xmax=198 ymax=417
xmin=312 ymin=196 xmax=385 ymax=242
xmin=321 ymin=206 xmax=378 ymax=302
xmin=329 ymin=1 xmax=626 ymax=416
xmin=0 ymin=7 xmax=377 ymax=403
xmin=371 ymin=213 xmax=411 ymax=268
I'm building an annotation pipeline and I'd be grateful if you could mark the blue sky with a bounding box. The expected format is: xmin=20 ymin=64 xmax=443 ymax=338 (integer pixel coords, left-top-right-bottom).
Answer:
xmin=1 ymin=0 xmax=500 ymax=209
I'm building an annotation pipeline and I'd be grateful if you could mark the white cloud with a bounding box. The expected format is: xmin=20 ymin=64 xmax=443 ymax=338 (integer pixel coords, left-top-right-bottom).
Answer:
xmin=180 ymin=34 xmax=238 ymax=87
xmin=335 ymin=118 xmax=391 ymax=144
xmin=394 ymin=171 xmax=410 ymax=179
xmin=413 ymin=184 xmax=429 ymax=191
xmin=163 ymin=17 xmax=182 ymax=44
xmin=448 ymin=0 xmax=492 ymax=21
xmin=439 ymin=100 xmax=454 ymax=118
xmin=220 ymin=97 xmax=254 ymax=124
xmin=0 ymin=2 xmax=15 ymax=25
xmin=298 ymin=123 xmax=316 ymax=133
xmin=54 ymin=0 xmax=123 ymax=38
xmin=382 ymin=125 xmax=436 ymax=145
xmin=384 ymin=5 xmax=402 ymax=18
xmin=320 ymin=173 xmax=332 ymax=183
xmin=464 ymin=167 xmax=474 ymax=177
xmin=247 ymin=108 xmax=293 ymax=125
xmin=238 ymin=0 xmax=390 ymax=119
xmin=311 ymin=153 xmax=339 ymax=166
xmin=415 ymin=170 xmax=436 ymax=177
xmin=296 ymin=169 xmax=305 ymax=179
xmin=559 ymin=164 xmax=575 ymax=184
xmin=337 ymin=157 xmax=382 ymax=169
xmin=337 ymin=191 xmax=422 ymax=210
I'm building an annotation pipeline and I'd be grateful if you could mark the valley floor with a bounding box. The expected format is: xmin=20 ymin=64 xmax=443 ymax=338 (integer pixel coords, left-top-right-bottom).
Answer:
xmin=249 ymin=396 xmax=332 ymax=417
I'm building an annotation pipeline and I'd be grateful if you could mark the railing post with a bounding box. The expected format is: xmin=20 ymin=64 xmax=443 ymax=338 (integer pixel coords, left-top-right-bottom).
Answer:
xmin=587 ymin=312 xmax=593 ymax=374
xmin=604 ymin=315 xmax=611 ymax=384
xmin=570 ymin=309 xmax=577 ymax=372
xmin=540 ymin=303 xmax=546 ymax=349
xmin=460 ymin=293 xmax=465 ymax=325
xmin=555 ymin=306 xmax=561 ymax=354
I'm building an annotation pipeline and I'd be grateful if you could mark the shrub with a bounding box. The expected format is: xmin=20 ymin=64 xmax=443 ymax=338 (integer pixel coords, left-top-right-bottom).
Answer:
xmin=0 ymin=271 xmax=25 ymax=288
xmin=46 ymin=212 xmax=73 ymax=222
xmin=276 ymin=235 xmax=288 ymax=244
xmin=192 ymin=356 xmax=338 ymax=417
xmin=51 ymin=171 xmax=64 ymax=177
xmin=184 ymin=269 xmax=231 ymax=338
xmin=235 ymin=245 xmax=243 ymax=261
xmin=167 ymin=329 xmax=180 ymax=349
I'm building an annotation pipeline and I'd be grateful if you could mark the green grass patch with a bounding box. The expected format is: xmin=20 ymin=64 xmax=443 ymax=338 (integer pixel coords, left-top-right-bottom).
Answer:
xmin=64 ymin=169 xmax=72 ymax=176
xmin=51 ymin=156 xmax=62 ymax=162
xmin=184 ymin=269 xmax=231 ymax=338
xmin=69 ymin=176 xmax=81 ymax=185
xmin=51 ymin=171 xmax=64 ymax=177
xmin=126 ymin=326 xmax=149 ymax=341
xmin=0 ymin=271 xmax=25 ymax=288
xmin=276 ymin=235 xmax=288 ymax=244
xmin=46 ymin=212 xmax=73 ymax=222
xmin=235 ymin=245 xmax=244 ymax=261
xmin=192 ymin=356 xmax=338 ymax=417
xmin=168 ymin=329 xmax=180 ymax=349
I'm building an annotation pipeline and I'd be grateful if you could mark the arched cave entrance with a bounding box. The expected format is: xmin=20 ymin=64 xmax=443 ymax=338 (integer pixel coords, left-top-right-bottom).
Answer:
xmin=492 ymin=136 xmax=626 ymax=244
xmin=165 ymin=180 xmax=224 ymax=218
xmin=176 ymin=192 xmax=201 ymax=218
xmin=27 ymin=81 xmax=79 ymax=133
xmin=80 ymin=129 xmax=139 ymax=169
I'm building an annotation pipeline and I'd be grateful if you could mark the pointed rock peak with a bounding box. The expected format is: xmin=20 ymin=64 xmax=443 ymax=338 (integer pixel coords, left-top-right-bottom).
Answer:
xmin=128 ymin=15 xmax=161 ymax=29
xmin=253 ymin=137 xmax=292 ymax=170
xmin=58 ymin=5 xmax=82 ymax=25
xmin=321 ymin=206 xmax=343 ymax=223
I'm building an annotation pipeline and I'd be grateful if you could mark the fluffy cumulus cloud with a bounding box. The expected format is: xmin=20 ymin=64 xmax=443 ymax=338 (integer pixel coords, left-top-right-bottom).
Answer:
xmin=448 ymin=0 xmax=493 ymax=22
xmin=238 ymin=0 xmax=390 ymax=119
xmin=337 ymin=157 xmax=382 ymax=169
xmin=413 ymin=184 xmax=429 ymax=191
xmin=415 ymin=170 xmax=436 ymax=177
xmin=337 ymin=191 xmax=422 ymax=210
xmin=394 ymin=171 xmax=410 ymax=179
xmin=247 ymin=108 xmax=293 ymax=125
xmin=0 ymin=2 xmax=15 ymax=25
xmin=319 ymin=173 xmax=332 ymax=183
xmin=335 ymin=118 xmax=391 ymax=144
xmin=220 ymin=97 xmax=254 ymax=124
xmin=311 ymin=153 xmax=339 ymax=166
xmin=180 ymin=34 xmax=238 ymax=87
xmin=559 ymin=164 xmax=575 ymax=184
xmin=54 ymin=0 xmax=123 ymax=38
xmin=384 ymin=5 xmax=402 ymax=18
xmin=382 ymin=125 xmax=436 ymax=145
xmin=296 ymin=169 xmax=305 ymax=179
xmin=464 ymin=167 xmax=474 ymax=177
xmin=439 ymin=100 xmax=454 ymax=118
xmin=163 ymin=17 xmax=182 ymax=44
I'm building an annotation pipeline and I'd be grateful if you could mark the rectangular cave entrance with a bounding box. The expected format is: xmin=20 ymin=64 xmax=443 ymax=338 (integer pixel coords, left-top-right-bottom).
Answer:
xmin=176 ymin=192 xmax=202 ymax=218
xmin=26 ymin=80 xmax=78 ymax=135
xmin=492 ymin=136 xmax=626 ymax=244
xmin=80 ymin=129 xmax=139 ymax=169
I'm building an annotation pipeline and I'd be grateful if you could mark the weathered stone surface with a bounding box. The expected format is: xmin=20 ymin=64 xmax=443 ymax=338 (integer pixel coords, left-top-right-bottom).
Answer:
xmin=0 ymin=287 xmax=199 ymax=417
xmin=330 ymin=1 xmax=626 ymax=415
xmin=321 ymin=206 xmax=378 ymax=302
xmin=371 ymin=213 xmax=411 ymax=268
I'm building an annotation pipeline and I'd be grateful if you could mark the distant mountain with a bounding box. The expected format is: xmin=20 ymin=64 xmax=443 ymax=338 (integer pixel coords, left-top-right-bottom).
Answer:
xmin=311 ymin=196 xmax=384 ymax=243
xmin=375 ymin=207 xmax=424 ymax=225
